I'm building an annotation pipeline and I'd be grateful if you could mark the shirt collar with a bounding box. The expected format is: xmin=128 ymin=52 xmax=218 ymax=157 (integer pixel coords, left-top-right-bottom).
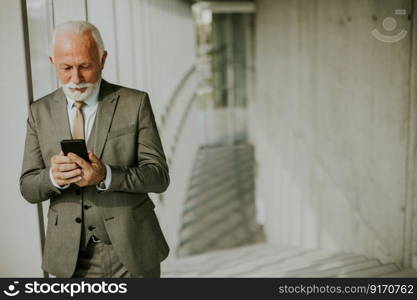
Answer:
xmin=65 ymin=79 xmax=102 ymax=108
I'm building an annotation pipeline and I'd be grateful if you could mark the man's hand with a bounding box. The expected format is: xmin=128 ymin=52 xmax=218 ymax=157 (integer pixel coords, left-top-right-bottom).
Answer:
xmin=68 ymin=151 xmax=106 ymax=187
xmin=50 ymin=151 xmax=82 ymax=186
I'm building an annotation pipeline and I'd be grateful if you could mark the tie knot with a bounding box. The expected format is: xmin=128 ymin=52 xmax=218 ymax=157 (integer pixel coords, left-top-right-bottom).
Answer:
xmin=74 ymin=101 xmax=86 ymax=110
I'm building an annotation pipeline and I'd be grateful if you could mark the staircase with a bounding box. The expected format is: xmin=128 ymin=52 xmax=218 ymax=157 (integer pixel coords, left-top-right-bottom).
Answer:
xmin=177 ymin=143 xmax=265 ymax=257
xmin=169 ymin=143 xmax=417 ymax=278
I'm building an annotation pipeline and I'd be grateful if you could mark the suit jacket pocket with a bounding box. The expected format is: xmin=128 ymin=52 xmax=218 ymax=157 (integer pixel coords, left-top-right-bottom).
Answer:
xmin=108 ymin=124 xmax=136 ymax=140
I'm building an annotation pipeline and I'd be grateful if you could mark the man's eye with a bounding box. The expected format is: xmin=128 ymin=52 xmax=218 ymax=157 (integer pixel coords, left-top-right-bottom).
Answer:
xmin=80 ymin=65 xmax=90 ymax=69
xmin=62 ymin=67 xmax=71 ymax=71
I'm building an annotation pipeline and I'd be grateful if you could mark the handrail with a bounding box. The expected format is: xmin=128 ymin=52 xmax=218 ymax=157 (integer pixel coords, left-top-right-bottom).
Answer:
xmin=159 ymin=65 xmax=196 ymax=129
xmin=155 ymin=65 xmax=199 ymax=204
xmin=158 ymin=65 xmax=199 ymax=166
xmin=167 ymin=90 xmax=197 ymax=166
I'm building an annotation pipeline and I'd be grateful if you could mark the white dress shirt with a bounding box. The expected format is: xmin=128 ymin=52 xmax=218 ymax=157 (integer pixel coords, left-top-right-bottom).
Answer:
xmin=49 ymin=80 xmax=112 ymax=190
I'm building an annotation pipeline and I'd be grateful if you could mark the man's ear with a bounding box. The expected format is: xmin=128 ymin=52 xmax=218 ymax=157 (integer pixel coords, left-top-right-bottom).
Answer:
xmin=100 ymin=51 xmax=108 ymax=69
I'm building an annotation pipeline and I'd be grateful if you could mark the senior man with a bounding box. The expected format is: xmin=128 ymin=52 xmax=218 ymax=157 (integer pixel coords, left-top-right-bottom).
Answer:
xmin=20 ymin=21 xmax=170 ymax=278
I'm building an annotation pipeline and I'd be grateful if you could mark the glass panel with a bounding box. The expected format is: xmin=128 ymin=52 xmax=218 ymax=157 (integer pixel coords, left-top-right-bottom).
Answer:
xmin=26 ymin=0 xmax=57 ymax=100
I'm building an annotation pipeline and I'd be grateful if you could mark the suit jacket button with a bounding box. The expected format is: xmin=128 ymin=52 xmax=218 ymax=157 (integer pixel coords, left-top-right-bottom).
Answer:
xmin=88 ymin=225 xmax=96 ymax=231
xmin=75 ymin=189 xmax=81 ymax=195
xmin=83 ymin=205 xmax=91 ymax=210
xmin=75 ymin=217 xmax=82 ymax=223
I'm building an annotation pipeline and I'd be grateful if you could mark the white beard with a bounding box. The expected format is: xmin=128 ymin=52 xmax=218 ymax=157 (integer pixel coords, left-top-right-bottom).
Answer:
xmin=62 ymin=80 xmax=100 ymax=101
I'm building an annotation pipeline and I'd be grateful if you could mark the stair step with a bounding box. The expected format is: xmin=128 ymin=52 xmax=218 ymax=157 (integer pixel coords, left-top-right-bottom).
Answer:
xmin=192 ymin=146 xmax=253 ymax=175
xmin=183 ymin=176 xmax=254 ymax=215
xmin=191 ymin=149 xmax=253 ymax=175
xmin=182 ymin=189 xmax=254 ymax=225
xmin=180 ymin=194 xmax=255 ymax=238
xmin=187 ymin=165 xmax=254 ymax=201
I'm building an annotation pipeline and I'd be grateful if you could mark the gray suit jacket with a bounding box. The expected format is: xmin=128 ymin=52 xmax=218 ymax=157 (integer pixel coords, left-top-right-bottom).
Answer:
xmin=19 ymin=80 xmax=170 ymax=277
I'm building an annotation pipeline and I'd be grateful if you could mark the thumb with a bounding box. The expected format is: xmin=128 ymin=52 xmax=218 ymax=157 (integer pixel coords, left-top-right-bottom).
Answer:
xmin=88 ymin=151 xmax=99 ymax=163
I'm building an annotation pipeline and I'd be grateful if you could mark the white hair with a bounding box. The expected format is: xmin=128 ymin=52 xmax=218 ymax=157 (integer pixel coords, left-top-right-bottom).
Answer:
xmin=51 ymin=20 xmax=105 ymax=58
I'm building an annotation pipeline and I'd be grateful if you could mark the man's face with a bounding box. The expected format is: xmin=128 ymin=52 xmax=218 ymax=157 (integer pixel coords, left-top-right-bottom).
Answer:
xmin=50 ymin=31 xmax=107 ymax=101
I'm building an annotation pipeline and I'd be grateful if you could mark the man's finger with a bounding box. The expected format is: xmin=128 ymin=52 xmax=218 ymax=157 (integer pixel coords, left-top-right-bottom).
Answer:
xmin=58 ymin=163 xmax=79 ymax=172
xmin=52 ymin=155 xmax=72 ymax=164
xmin=56 ymin=169 xmax=82 ymax=180
xmin=68 ymin=152 xmax=89 ymax=168
xmin=67 ymin=176 xmax=83 ymax=184
xmin=58 ymin=175 xmax=83 ymax=185
xmin=88 ymin=151 xmax=99 ymax=163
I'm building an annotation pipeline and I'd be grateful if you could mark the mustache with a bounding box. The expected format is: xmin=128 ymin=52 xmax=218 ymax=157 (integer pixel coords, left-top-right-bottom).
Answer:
xmin=63 ymin=82 xmax=95 ymax=89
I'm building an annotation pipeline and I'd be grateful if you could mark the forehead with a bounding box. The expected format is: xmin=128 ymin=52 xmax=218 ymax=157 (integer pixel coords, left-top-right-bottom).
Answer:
xmin=53 ymin=32 xmax=99 ymax=62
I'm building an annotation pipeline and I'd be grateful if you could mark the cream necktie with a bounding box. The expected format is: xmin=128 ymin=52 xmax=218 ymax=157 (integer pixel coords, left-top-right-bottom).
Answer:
xmin=72 ymin=101 xmax=86 ymax=139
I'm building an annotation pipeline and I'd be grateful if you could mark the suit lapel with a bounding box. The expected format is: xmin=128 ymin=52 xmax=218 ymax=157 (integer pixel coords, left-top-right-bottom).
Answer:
xmin=94 ymin=80 xmax=119 ymax=159
xmin=51 ymin=88 xmax=72 ymax=142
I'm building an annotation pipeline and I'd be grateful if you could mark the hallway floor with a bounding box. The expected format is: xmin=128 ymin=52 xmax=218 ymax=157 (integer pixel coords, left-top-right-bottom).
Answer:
xmin=169 ymin=143 xmax=417 ymax=277
xmin=163 ymin=242 xmax=417 ymax=277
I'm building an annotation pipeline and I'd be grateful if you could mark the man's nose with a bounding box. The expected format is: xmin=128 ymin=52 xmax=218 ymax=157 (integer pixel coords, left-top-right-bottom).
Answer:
xmin=70 ymin=68 xmax=82 ymax=84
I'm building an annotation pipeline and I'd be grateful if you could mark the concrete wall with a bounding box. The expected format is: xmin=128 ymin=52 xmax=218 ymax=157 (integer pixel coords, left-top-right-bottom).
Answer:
xmin=250 ymin=0 xmax=416 ymax=266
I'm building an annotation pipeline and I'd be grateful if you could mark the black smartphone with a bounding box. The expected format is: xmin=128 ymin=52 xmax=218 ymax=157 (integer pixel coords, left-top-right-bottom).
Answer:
xmin=60 ymin=139 xmax=91 ymax=163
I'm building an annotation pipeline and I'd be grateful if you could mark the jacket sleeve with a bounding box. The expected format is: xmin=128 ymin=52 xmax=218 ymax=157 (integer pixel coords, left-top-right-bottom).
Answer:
xmin=19 ymin=104 xmax=63 ymax=203
xmin=107 ymin=93 xmax=170 ymax=194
